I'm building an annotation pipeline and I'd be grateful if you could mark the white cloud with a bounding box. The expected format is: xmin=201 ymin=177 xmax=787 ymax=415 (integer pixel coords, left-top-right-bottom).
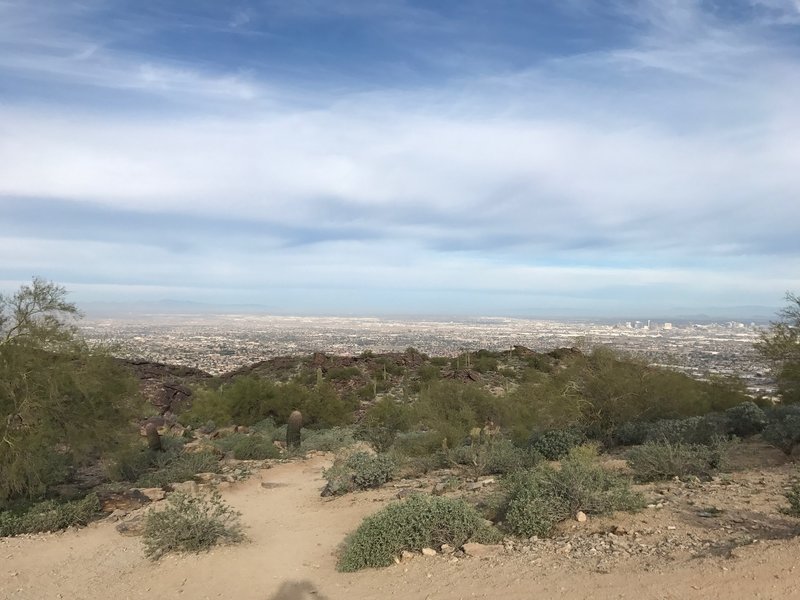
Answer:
xmin=0 ymin=0 xmax=798 ymax=311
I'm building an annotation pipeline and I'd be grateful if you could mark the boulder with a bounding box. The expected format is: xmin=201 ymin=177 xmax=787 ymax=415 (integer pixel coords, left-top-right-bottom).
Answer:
xmin=98 ymin=489 xmax=151 ymax=513
xmin=115 ymin=514 xmax=146 ymax=536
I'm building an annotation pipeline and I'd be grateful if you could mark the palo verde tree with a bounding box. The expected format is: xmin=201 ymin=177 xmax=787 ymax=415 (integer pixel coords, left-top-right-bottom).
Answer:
xmin=756 ymin=293 xmax=800 ymax=404
xmin=0 ymin=278 xmax=138 ymax=505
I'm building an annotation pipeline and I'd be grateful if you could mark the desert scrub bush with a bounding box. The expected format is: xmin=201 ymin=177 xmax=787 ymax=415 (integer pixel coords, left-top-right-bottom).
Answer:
xmin=142 ymin=490 xmax=244 ymax=560
xmin=337 ymin=495 xmax=483 ymax=571
xmin=625 ymin=439 xmax=732 ymax=482
xmin=0 ymin=494 xmax=100 ymax=537
xmin=323 ymin=452 xmax=394 ymax=495
xmin=784 ymin=481 xmax=800 ymax=517
xmin=301 ymin=427 xmax=356 ymax=452
xmin=136 ymin=451 xmax=221 ymax=488
xmin=528 ymin=428 xmax=586 ymax=460
xmin=725 ymin=401 xmax=767 ymax=437
xmin=502 ymin=446 xmax=642 ymax=538
xmin=215 ymin=433 xmax=280 ymax=460
xmin=107 ymin=435 xmax=186 ymax=482
xmin=762 ymin=405 xmax=800 ymax=455
xmin=448 ymin=438 xmax=540 ymax=476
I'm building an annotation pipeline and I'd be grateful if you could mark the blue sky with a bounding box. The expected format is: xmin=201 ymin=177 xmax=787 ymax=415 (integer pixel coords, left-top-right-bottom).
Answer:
xmin=1 ymin=0 xmax=799 ymax=317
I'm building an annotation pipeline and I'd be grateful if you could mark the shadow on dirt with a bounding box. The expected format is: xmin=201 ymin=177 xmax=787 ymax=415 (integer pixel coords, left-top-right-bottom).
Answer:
xmin=268 ymin=580 xmax=330 ymax=600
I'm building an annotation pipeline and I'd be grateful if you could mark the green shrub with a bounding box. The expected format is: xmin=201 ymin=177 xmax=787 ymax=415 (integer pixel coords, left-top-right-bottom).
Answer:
xmin=323 ymin=452 xmax=394 ymax=495
xmin=107 ymin=445 xmax=159 ymax=482
xmin=644 ymin=418 xmax=699 ymax=444
xmin=181 ymin=378 xmax=354 ymax=430
xmin=503 ymin=446 xmax=642 ymax=538
xmin=142 ymin=490 xmax=245 ymax=560
xmin=301 ymin=427 xmax=356 ymax=452
xmin=613 ymin=415 xmax=730 ymax=448
xmin=626 ymin=439 xmax=731 ymax=482
xmin=326 ymin=366 xmax=362 ymax=382
xmin=337 ymin=495 xmax=483 ymax=571
xmin=762 ymin=405 xmax=800 ymax=455
xmin=136 ymin=451 xmax=221 ymax=488
xmin=612 ymin=421 xmax=650 ymax=446
xmin=448 ymin=438 xmax=540 ymax=476
xmin=725 ymin=402 xmax=767 ymax=437
xmin=392 ymin=431 xmax=444 ymax=457
xmin=0 ymin=494 xmax=101 ymax=537
xmin=784 ymin=482 xmax=800 ymax=517
xmin=528 ymin=428 xmax=586 ymax=460
xmin=502 ymin=475 xmax=567 ymax=538
xmin=215 ymin=433 xmax=280 ymax=460
xmin=391 ymin=451 xmax=448 ymax=478
xmin=107 ymin=435 xmax=186 ymax=482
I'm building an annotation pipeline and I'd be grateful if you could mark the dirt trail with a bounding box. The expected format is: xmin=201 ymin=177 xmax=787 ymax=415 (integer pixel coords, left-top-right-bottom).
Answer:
xmin=2 ymin=455 xmax=799 ymax=600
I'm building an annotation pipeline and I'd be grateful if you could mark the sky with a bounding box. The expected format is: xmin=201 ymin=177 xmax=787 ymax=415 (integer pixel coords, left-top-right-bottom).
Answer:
xmin=1 ymin=0 xmax=799 ymax=318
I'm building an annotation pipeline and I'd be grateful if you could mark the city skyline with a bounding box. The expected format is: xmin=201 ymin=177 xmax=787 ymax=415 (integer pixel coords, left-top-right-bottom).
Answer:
xmin=1 ymin=1 xmax=799 ymax=313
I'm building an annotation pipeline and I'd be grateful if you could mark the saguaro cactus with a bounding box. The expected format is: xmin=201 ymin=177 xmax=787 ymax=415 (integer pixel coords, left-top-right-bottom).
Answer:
xmin=145 ymin=422 xmax=163 ymax=452
xmin=287 ymin=410 xmax=303 ymax=449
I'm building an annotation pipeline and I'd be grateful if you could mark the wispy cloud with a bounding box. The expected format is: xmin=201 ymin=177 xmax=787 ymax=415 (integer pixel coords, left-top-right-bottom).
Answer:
xmin=0 ymin=0 xmax=798 ymax=314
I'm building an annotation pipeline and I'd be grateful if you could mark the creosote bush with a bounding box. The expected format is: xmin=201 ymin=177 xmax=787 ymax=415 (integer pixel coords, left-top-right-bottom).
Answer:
xmin=447 ymin=438 xmax=540 ymax=477
xmin=300 ymin=426 xmax=356 ymax=453
xmin=784 ymin=481 xmax=800 ymax=517
xmin=136 ymin=451 xmax=221 ymax=488
xmin=502 ymin=446 xmax=642 ymax=538
xmin=323 ymin=452 xmax=394 ymax=495
xmin=215 ymin=433 xmax=280 ymax=460
xmin=725 ymin=401 xmax=767 ymax=437
xmin=142 ymin=490 xmax=245 ymax=560
xmin=337 ymin=495 xmax=483 ymax=572
xmin=0 ymin=494 xmax=101 ymax=537
xmin=528 ymin=428 xmax=586 ymax=460
xmin=762 ymin=405 xmax=800 ymax=455
xmin=625 ymin=439 xmax=732 ymax=482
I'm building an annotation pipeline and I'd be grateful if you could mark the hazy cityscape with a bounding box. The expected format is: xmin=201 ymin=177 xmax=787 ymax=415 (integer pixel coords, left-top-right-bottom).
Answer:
xmin=81 ymin=314 xmax=774 ymax=395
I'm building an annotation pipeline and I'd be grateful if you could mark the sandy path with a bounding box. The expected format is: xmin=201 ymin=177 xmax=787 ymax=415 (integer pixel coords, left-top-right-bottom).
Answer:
xmin=2 ymin=456 xmax=799 ymax=600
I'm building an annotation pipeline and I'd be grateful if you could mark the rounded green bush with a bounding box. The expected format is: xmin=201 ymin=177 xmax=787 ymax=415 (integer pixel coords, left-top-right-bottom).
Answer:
xmin=725 ymin=402 xmax=767 ymax=437
xmin=216 ymin=433 xmax=280 ymax=460
xmin=338 ymin=495 xmax=482 ymax=571
xmin=528 ymin=428 xmax=585 ymax=460
xmin=142 ymin=491 xmax=244 ymax=560
xmin=503 ymin=447 xmax=642 ymax=537
xmin=323 ymin=452 xmax=395 ymax=496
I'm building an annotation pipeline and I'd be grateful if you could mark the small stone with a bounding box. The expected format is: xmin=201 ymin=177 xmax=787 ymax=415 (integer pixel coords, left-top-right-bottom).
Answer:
xmin=400 ymin=550 xmax=415 ymax=561
xmin=575 ymin=511 xmax=587 ymax=523
xmin=421 ymin=547 xmax=437 ymax=556
xmin=440 ymin=544 xmax=455 ymax=554
xmin=465 ymin=482 xmax=484 ymax=492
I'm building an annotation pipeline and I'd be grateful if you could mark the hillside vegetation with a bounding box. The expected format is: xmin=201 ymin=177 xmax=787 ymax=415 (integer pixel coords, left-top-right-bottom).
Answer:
xmin=2 ymin=279 xmax=799 ymax=572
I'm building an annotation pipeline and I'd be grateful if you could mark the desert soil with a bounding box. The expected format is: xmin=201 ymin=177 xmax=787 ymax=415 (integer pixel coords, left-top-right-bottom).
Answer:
xmin=2 ymin=448 xmax=799 ymax=600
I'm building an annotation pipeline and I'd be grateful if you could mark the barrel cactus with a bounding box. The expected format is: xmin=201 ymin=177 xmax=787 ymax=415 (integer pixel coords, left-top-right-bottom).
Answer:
xmin=287 ymin=410 xmax=303 ymax=449
xmin=145 ymin=422 xmax=163 ymax=452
